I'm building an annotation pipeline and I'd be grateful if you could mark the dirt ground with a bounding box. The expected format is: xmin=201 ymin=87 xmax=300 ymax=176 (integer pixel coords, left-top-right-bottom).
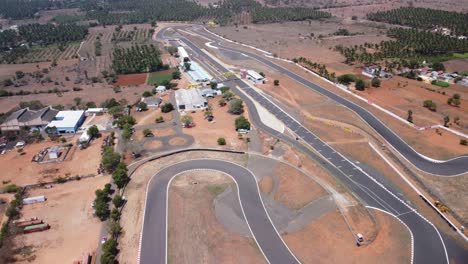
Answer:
xmin=443 ymin=59 xmax=468 ymax=73
xmin=168 ymin=137 xmax=187 ymax=146
xmin=211 ymin=19 xmax=388 ymax=65
xmin=0 ymin=135 xmax=103 ymax=187
xmin=12 ymin=176 xmax=109 ymax=263
xmin=273 ymin=163 xmax=328 ymax=210
xmin=132 ymin=103 xmax=174 ymax=126
xmin=182 ymin=95 xmax=248 ymax=151
xmin=283 ymin=209 xmax=411 ymax=263
xmin=118 ymin=151 xmax=247 ymax=263
xmin=143 ymin=140 xmax=163 ymax=149
xmin=168 ymin=171 xmax=265 ymax=263
xmin=134 ymin=127 xmax=176 ymax=141
xmin=115 ymin=73 xmax=148 ymax=86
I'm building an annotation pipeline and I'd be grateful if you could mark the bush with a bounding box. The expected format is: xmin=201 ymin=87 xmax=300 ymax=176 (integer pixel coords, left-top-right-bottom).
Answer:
xmin=217 ymin=137 xmax=226 ymax=145
xmin=161 ymin=103 xmax=174 ymax=113
xmin=101 ymin=147 xmax=121 ymax=172
xmin=143 ymin=129 xmax=152 ymax=137
xmin=371 ymin=77 xmax=381 ymax=87
xmin=113 ymin=86 xmax=121 ymax=93
xmin=142 ymin=91 xmax=152 ymax=97
xmin=355 ymin=79 xmax=366 ymax=91
xmin=138 ymin=102 xmax=148 ymax=111
xmin=220 ymin=86 xmax=230 ymax=93
xmin=235 ymin=116 xmax=251 ymax=130
xmin=155 ymin=116 xmax=164 ymax=123
xmin=87 ymin=125 xmax=99 ymax=139
xmin=273 ymin=80 xmax=279 ymax=86
xmin=228 ymin=99 xmax=244 ymax=114
xmin=112 ymin=163 xmax=130 ymax=189
xmin=3 ymin=184 xmax=20 ymax=193
xmin=337 ymin=74 xmax=356 ymax=85
xmin=460 ymin=139 xmax=467 ymax=146
xmin=54 ymin=177 xmax=68 ymax=184
xmin=423 ymin=100 xmax=437 ymax=111
xmin=112 ymin=195 xmax=123 ymax=208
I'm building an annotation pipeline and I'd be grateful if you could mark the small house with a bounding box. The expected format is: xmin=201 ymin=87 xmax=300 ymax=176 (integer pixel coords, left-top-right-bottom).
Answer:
xmin=142 ymin=97 xmax=162 ymax=108
xmin=154 ymin=86 xmax=167 ymax=94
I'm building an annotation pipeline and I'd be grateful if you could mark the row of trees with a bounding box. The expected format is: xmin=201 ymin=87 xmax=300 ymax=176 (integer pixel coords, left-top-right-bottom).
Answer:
xmin=336 ymin=28 xmax=468 ymax=65
xmin=112 ymin=45 xmax=164 ymax=74
xmin=367 ymin=7 xmax=468 ymax=36
xmin=18 ymin=23 xmax=88 ymax=45
xmin=293 ymin=57 xmax=336 ymax=82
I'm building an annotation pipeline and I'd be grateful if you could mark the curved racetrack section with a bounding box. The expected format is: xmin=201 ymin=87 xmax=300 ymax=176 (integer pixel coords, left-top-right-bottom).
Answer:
xmin=191 ymin=27 xmax=468 ymax=176
xmin=139 ymin=159 xmax=299 ymax=264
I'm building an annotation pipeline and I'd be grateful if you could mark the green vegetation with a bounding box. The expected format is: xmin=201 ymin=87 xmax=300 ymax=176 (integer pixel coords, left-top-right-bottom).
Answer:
xmin=147 ymin=69 xmax=174 ymax=85
xmin=371 ymin=77 xmax=381 ymax=87
xmin=447 ymin=94 xmax=461 ymax=106
xmin=293 ymin=57 xmax=336 ymax=82
xmin=19 ymin=23 xmax=88 ymax=45
xmin=112 ymin=162 xmax=130 ymax=189
xmin=273 ymin=80 xmax=279 ymax=86
xmin=355 ymin=79 xmax=366 ymax=91
xmin=143 ymin=128 xmax=152 ymax=137
xmin=217 ymin=137 xmax=226 ymax=145
xmin=112 ymin=44 xmax=163 ymax=74
xmin=155 ymin=116 xmax=164 ymax=123
xmin=229 ymin=99 xmax=244 ymax=115
xmin=207 ymin=185 xmax=226 ymax=196
xmin=336 ymin=28 xmax=468 ymax=65
xmin=431 ymin=80 xmax=450 ymax=88
xmin=460 ymin=139 xmax=467 ymax=146
xmin=94 ymin=186 xmax=111 ymax=221
xmin=87 ymin=125 xmax=100 ymax=139
xmin=367 ymin=7 xmax=468 ymax=35
xmin=161 ymin=103 xmax=174 ymax=113
xmin=101 ymin=146 xmax=121 ymax=172
xmin=423 ymin=100 xmax=437 ymax=112
xmin=235 ymin=116 xmax=251 ymax=130
xmin=337 ymin=74 xmax=356 ymax=85
xmin=52 ymin=14 xmax=86 ymax=23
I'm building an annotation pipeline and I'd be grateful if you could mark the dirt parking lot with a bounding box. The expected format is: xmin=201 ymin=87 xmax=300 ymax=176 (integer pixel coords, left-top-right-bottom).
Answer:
xmin=0 ymin=136 xmax=103 ymax=187
xmin=12 ymin=176 xmax=109 ymax=263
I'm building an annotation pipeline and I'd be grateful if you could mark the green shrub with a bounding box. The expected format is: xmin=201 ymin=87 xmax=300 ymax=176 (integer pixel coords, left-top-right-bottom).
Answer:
xmin=217 ymin=137 xmax=226 ymax=145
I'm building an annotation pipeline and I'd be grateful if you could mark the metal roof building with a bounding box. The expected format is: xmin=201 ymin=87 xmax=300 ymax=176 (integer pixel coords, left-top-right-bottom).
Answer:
xmin=185 ymin=61 xmax=212 ymax=82
xmin=0 ymin=107 xmax=59 ymax=132
xmin=47 ymin=110 xmax=85 ymax=134
xmin=175 ymin=89 xmax=207 ymax=112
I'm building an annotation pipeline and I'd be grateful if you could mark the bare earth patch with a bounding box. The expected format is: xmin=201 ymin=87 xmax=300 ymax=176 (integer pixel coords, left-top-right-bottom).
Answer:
xmin=273 ymin=164 xmax=328 ymax=210
xmin=168 ymin=171 xmax=266 ymax=263
xmin=258 ymin=175 xmax=273 ymax=195
xmin=143 ymin=140 xmax=163 ymax=149
xmin=168 ymin=137 xmax=187 ymax=146
xmin=13 ymin=176 xmax=109 ymax=263
xmin=284 ymin=210 xmax=411 ymax=263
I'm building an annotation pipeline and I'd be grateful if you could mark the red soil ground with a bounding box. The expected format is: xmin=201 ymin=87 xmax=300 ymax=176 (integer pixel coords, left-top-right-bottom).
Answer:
xmin=115 ymin=73 xmax=148 ymax=86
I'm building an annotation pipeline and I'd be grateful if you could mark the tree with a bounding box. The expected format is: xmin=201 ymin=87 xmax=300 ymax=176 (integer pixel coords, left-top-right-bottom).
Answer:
xmin=273 ymin=80 xmax=279 ymax=86
xmin=181 ymin=115 xmax=193 ymax=127
xmin=167 ymin=46 xmax=177 ymax=55
xmin=15 ymin=71 xmax=25 ymax=79
xmin=210 ymin=82 xmax=218 ymax=89
xmin=352 ymin=15 xmax=358 ymax=20
xmin=112 ymin=163 xmax=130 ymax=189
xmin=102 ymin=238 xmax=118 ymax=256
xmin=108 ymin=220 xmax=122 ymax=238
xmin=407 ymin=110 xmax=413 ymax=123
xmin=371 ymin=77 xmax=381 ymax=87
xmin=259 ymin=72 xmax=265 ymax=77
xmin=431 ymin=62 xmax=445 ymax=71
xmin=222 ymin=91 xmax=234 ymax=101
xmin=87 ymin=125 xmax=99 ymax=139
xmin=460 ymin=139 xmax=467 ymax=146
xmin=138 ymin=102 xmax=148 ymax=111
xmin=218 ymin=98 xmax=226 ymax=106
xmin=112 ymin=195 xmax=123 ymax=208
xmin=235 ymin=116 xmax=251 ymax=130
xmin=155 ymin=116 xmax=164 ymax=123
xmin=172 ymin=69 xmax=181 ymax=79
xmin=101 ymin=147 xmax=121 ymax=172
xmin=161 ymin=103 xmax=174 ymax=113
xmin=337 ymin=74 xmax=356 ymax=85
xmin=217 ymin=137 xmax=226 ymax=145
xmin=423 ymin=100 xmax=437 ymax=111
xmin=184 ymin=62 xmax=191 ymax=71
xmin=143 ymin=129 xmax=153 ymax=137
xmin=3 ymin=79 xmax=13 ymax=86
xmin=443 ymin=116 xmax=450 ymax=127
xmin=355 ymin=79 xmax=366 ymax=91
xmin=142 ymin=91 xmax=152 ymax=97
xmin=229 ymin=99 xmax=244 ymax=114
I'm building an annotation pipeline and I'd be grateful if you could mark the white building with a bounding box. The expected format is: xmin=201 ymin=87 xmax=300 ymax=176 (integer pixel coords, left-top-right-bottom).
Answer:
xmin=154 ymin=85 xmax=167 ymax=93
xmin=175 ymin=89 xmax=207 ymax=112
xmin=177 ymin=46 xmax=189 ymax=61
xmin=247 ymin=70 xmax=265 ymax=84
xmin=47 ymin=110 xmax=85 ymax=134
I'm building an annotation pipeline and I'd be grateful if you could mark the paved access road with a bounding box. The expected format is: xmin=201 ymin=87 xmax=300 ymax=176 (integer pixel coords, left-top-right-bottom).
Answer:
xmin=139 ymin=159 xmax=299 ymax=264
xmin=187 ymin=26 xmax=468 ymax=177
xmin=156 ymin=26 xmax=454 ymax=264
